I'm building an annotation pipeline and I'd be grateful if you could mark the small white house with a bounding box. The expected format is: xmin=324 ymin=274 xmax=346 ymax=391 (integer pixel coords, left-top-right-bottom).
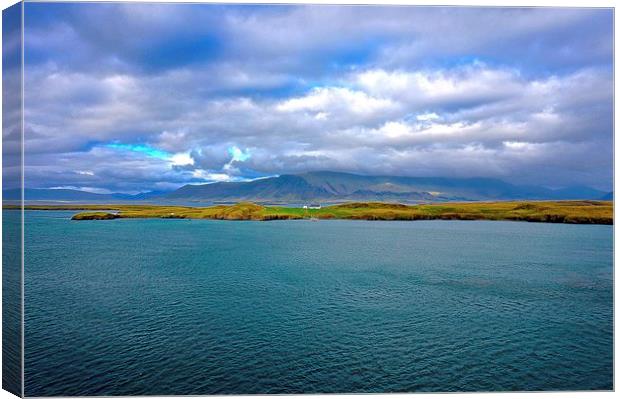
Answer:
xmin=308 ymin=204 xmax=321 ymax=209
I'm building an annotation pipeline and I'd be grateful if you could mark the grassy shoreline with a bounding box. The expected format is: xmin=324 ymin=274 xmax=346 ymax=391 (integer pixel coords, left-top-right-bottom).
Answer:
xmin=4 ymin=200 xmax=613 ymax=224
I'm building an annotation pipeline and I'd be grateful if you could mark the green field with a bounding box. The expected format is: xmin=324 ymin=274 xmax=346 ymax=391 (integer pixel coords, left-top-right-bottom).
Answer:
xmin=6 ymin=200 xmax=613 ymax=224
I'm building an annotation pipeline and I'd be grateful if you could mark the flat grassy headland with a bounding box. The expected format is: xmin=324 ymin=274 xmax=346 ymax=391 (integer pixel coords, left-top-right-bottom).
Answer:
xmin=7 ymin=200 xmax=613 ymax=224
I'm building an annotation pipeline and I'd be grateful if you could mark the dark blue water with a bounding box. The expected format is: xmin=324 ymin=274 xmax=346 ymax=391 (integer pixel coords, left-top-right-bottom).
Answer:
xmin=22 ymin=210 xmax=613 ymax=395
xmin=2 ymin=210 xmax=22 ymax=396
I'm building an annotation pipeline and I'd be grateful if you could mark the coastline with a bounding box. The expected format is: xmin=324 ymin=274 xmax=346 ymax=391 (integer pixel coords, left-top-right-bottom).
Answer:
xmin=4 ymin=200 xmax=613 ymax=225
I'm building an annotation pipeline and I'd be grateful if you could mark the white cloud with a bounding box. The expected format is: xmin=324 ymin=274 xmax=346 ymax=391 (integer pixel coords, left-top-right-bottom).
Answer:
xmin=191 ymin=170 xmax=233 ymax=182
xmin=416 ymin=112 xmax=440 ymax=122
xmin=353 ymin=65 xmax=523 ymax=108
xmin=503 ymin=141 xmax=533 ymax=150
xmin=277 ymin=87 xmax=396 ymax=116
xmin=23 ymin=63 xmax=612 ymax=191
xmin=377 ymin=121 xmax=411 ymax=139
xmin=169 ymin=152 xmax=194 ymax=166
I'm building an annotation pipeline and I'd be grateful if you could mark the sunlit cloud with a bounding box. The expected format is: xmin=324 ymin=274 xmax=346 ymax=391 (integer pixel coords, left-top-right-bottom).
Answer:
xmin=417 ymin=112 xmax=440 ymax=122
xmin=105 ymin=143 xmax=194 ymax=167
xmin=169 ymin=152 xmax=194 ymax=166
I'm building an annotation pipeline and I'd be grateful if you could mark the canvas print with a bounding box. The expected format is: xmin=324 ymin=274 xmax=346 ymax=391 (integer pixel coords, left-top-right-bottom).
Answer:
xmin=2 ymin=1 xmax=614 ymax=396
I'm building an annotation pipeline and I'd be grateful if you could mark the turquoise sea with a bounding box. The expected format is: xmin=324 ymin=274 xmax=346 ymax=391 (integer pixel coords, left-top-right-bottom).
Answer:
xmin=14 ymin=210 xmax=613 ymax=395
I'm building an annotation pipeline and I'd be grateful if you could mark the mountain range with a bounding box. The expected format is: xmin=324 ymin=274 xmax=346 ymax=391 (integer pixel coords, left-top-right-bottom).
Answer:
xmin=3 ymin=171 xmax=613 ymax=203
xmin=2 ymin=188 xmax=166 ymax=202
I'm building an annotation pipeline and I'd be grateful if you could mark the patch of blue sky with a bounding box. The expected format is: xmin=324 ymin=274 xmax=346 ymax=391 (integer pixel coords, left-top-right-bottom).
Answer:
xmin=228 ymin=146 xmax=251 ymax=162
xmin=139 ymin=34 xmax=223 ymax=72
xmin=209 ymin=80 xmax=308 ymax=100
xmin=439 ymin=55 xmax=488 ymax=68
xmin=326 ymin=37 xmax=387 ymax=71
xmin=105 ymin=143 xmax=171 ymax=160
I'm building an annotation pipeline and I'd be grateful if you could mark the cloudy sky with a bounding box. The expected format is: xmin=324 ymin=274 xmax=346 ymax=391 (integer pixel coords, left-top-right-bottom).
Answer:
xmin=21 ymin=3 xmax=613 ymax=193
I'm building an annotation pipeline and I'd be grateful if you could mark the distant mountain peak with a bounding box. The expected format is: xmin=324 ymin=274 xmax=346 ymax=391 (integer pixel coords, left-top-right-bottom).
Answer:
xmin=161 ymin=171 xmax=607 ymax=203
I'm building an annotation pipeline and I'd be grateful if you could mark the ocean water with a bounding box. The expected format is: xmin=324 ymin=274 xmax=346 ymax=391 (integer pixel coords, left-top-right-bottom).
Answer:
xmin=19 ymin=210 xmax=612 ymax=395
xmin=2 ymin=210 xmax=22 ymax=395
